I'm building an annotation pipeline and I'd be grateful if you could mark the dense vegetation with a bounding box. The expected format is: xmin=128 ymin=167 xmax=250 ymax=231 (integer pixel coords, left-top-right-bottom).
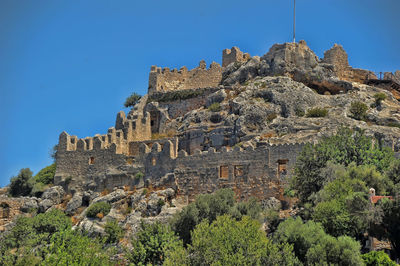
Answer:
xmin=3 ymin=127 xmax=400 ymax=265
xmin=9 ymin=163 xmax=56 ymax=197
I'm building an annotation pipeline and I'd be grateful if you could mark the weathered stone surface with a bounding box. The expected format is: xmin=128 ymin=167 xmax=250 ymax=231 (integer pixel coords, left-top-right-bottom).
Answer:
xmin=39 ymin=199 xmax=54 ymax=213
xmin=77 ymin=218 xmax=105 ymax=237
xmin=92 ymin=189 xmax=126 ymax=204
xmin=65 ymin=193 xmax=82 ymax=215
xmin=41 ymin=186 xmax=65 ymax=204
xmin=263 ymin=197 xmax=282 ymax=210
xmin=206 ymin=89 xmax=227 ymax=107
xmin=20 ymin=198 xmax=39 ymax=213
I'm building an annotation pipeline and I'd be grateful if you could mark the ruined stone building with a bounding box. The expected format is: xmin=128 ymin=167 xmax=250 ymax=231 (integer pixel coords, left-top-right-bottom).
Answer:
xmin=54 ymin=41 xmax=400 ymax=202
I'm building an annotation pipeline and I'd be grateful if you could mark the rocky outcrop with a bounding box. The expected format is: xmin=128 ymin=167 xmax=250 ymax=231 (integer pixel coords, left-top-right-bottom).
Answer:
xmin=39 ymin=186 xmax=65 ymax=212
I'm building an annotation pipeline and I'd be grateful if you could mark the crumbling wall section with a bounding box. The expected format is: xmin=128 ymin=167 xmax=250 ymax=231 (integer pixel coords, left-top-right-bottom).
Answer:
xmin=222 ymin=47 xmax=251 ymax=67
xmin=322 ymin=44 xmax=376 ymax=82
xmin=148 ymin=61 xmax=222 ymax=94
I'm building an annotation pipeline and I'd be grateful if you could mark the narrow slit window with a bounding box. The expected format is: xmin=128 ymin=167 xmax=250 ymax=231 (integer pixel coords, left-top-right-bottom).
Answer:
xmin=89 ymin=157 xmax=95 ymax=165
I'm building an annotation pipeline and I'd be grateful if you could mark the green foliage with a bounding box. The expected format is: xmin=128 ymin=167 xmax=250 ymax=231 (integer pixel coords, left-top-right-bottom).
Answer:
xmin=104 ymin=219 xmax=124 ymax=244
xmin=124 ymin=92 xmax=141 ymax=108
xmin=42 ymin=229 xmax=113 ymax=265
xmin=208 ymin=102 xmax=222 ymax=112
xmin=374 ymin=92 xmax=387 ymax=106
xmin=292 ymin=127 xmax=394 ymax=203
xmin=0 ymin=209 xmax=72 ymax=265
xmin=9 ymin=168 xmax=33 ymax=197
xmin=294 ymin=107 xmax=305 ymax=117
xmin=33 ymin=163 xmax=56 ymax=185
xmin=128 ymin=222 xmax=183 ymax=266
xmin=362 ymin=251 xmax=396 ymax=266
xmin=49 ymin=144 xmax=58 ymax=161
xmin=306 ymin=107 xmax=328 ymax=117
xmin=349 ymin=101 xmax=368 ymax=120
xmin=189 ymin=215 xmax=300 ymax=266
xmin=148 ymin=88 xmax=209 ymax=103
xmin=230 ymin=197 xmax=262 ymax=221
xmin=386 ymin=159 xmax=400 ymax=185
xmin=274 ymin=217 xmax=363 ymax=266
xmin=371 ymin=196 xmax=400 ymax=257
xmin=86 ymin=202 xmax=111 ymax=218
xmin=135 ymin=171 xmax=144 ymax=181
xmin=171 ymin=188 xmax=236 ymax=245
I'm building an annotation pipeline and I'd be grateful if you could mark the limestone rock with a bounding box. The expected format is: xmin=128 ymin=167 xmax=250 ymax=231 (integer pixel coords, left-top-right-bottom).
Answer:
xmin=206 ymin=89 xmax=227 ymax=107
xmin=78 ymin=218 xmax=105 ymax=237
xmin=41 ymin=186 xmax=65 ymax=204
xmin=263 ymin=197 xmax=282 ymax=210
xmin=65 ymin=193 xmax=83 ymax=215
xmin=19 ymin=198 xmax=38 ymax=213
xmin=39 ymin=199 xmax=54 ymax=213
xmin=92 ymin=189 xmax=126 ymax=204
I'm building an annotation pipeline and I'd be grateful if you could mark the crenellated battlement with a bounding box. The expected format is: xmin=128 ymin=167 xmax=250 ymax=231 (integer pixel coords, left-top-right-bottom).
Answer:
xmin=222 ymin=46 xmax=251 ymax=67
xmin=148 ymin=60 xmax=222 ymax=94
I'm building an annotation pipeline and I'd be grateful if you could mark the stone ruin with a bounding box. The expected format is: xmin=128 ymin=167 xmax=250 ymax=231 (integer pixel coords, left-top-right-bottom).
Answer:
xmin=54 ymin=41 xmax=400 ymax=202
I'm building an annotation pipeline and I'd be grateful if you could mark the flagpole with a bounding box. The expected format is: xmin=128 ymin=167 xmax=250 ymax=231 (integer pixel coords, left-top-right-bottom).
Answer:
xmin=293 ymin=0 xmax=296 ymax=43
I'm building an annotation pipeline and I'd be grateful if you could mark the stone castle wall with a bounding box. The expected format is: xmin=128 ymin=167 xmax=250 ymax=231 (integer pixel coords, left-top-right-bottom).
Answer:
xmin=148 ymin=47 xmax=250 ymax=94
xmin=141 ymin=141 xmax=306 ymax=201
xmin=148 ymin=61 xmax=222 ymax=94
xmin=322 ymin=44 xmax=377 ymax=82
xmin=222 ymin=47 xmax=251 ymax=67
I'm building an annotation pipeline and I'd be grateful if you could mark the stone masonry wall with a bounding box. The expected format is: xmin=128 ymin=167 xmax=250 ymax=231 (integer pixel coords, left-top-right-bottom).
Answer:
xmin=0 ymin=197 xmax=27 ymax=231
xmin=141 ymin=141 xmax=306 ymax=202
xmin=322 ymin=44 xmax=376 ymax=82
xmin=222 ymin=47 xmax=251 ymax=67
xmin=148 ymin=61 xmax=222 ymax=94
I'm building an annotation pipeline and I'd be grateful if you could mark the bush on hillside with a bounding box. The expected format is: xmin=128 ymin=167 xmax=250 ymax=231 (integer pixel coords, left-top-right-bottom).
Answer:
xmin=86 ymin=202 xmax=111 ymax=218
xmin=305 ymin=107 xmax=328 ymax=118
xmin=349 ymin=101 xmax=368 ymax=120
xmin=124 ymin=93 xmax=141 ymax=108
xmin=9 ymin=168 xmax=33 ymax=197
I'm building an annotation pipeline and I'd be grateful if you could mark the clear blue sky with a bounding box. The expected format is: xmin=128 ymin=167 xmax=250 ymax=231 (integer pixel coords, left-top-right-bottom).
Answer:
xmin=1 ymin=0 xmax=399 ymax=187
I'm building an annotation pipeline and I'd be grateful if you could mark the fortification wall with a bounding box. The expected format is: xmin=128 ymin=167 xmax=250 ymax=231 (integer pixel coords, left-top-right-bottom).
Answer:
xmin=148 ymin=61 xmax=222 ymax=94
xmin=222 ymin=47 xmax=251 ymax=67
xmin=0 ymin=197 xmax=28 ymax=231
xmin=140 ymin=141 xmax=306 ymax=201
xmin=55 ymin=132 xmax=128 ymax=187
xmin=322 ymin=44 xmax=377 ymax=82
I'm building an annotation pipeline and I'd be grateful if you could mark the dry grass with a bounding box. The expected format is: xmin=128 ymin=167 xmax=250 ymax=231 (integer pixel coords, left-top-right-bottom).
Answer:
xmin=100 ymin=189 xmax=110 ymax=196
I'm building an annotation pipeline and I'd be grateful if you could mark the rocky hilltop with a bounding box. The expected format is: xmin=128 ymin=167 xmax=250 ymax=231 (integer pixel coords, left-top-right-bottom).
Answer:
xmin=1 ymin=40 xmax=400 ymax=242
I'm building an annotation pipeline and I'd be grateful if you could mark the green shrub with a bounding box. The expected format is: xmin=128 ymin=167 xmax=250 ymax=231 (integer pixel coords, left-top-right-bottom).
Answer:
xmin=33 ymin=163 xmax=56 ymax=185
xmin=86 ymin=202 xmax=111 ymax=218
xmin=306 ymin=107 xmax=328 ymax=118
xmin=295 ymin=107 xmax=305 ymax=117
xmin=43 ymin=229 xmax=113 ymax=265
xmin=374 ymin=92 xmax=387 ymax=106
xmin=189 ymin=215 xmax=299 ymax=266
xmin=104 ymin=219 xmax=124 ymax=244
xmin=128 ymin=222 xmax=183 ymax=266
xmin=124 ymin=92 xmax=141 ymax=108
xmin=387 ymin=122 xmax=400 ymax=128
xmin=274 ymin=217 xmax=363 ymax=265
xmin=135 ymin=171 xmax=144 ymax=181
xmin=148 ymin=88 xmax=210 ymax=103
xmin=208 ymin=102 xmax=221 ymax=112
xmin=362 ymin=251 xmax=396 ymax=266
xmin=349 ymin=101 xmax=368 ymax=120
xmin=9 ymin=168 xmax=33 ymax=197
